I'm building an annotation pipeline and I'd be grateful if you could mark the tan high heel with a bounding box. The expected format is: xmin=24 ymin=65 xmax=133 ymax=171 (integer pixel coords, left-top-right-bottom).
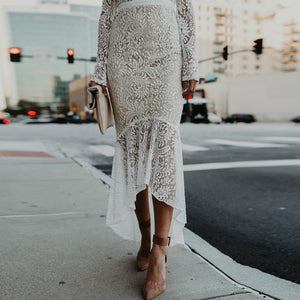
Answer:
xmin=142 ymin=234 xmax=171 ymax=300
xmin=137 ymin=218 xmax=151 ymax=271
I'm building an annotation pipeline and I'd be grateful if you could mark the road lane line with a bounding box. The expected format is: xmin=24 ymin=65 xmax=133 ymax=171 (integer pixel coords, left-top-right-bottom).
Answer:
xmin=182 ymin=143 xmax=209 ymax=152
xmin=89 ymin=145 xmax=115 ymax=157
xmin=257 ymin=137 xmax=300 ymax=143
xmin=207 ymin=139 xmax=288 ymax=148
xmin=0 ymin=212 xmax=90 ymax=219
xmin=183 ymin=159 xmax=300 ymax=172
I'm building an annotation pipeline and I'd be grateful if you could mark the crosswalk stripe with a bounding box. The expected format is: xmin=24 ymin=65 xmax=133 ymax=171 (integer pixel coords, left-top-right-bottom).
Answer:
xmin=183 ymin=159 xmax=300 ymax=172
xmin=206 ymin=139 xmax=288 ymax=148
xmin=257 ymin=137 xmax=300 ymax=143
xmin=181 ymin=143 xmax=209 ymax=152
xmin=89 ymin=145 xmax=115 ymax=157
xmin=0 ymin=141 xmax=48 ymax=151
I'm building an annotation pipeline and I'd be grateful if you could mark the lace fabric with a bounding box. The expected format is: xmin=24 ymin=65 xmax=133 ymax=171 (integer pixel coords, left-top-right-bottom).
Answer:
xmin=90 ymin=0 xmax=198 ymax=246
xmin=90 ymin=0 xmax=198 ymax=86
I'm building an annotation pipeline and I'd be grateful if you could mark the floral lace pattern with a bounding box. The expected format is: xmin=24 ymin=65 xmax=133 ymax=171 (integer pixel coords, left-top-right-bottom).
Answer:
xmin=90 ymin=0 xmax=198 ymax=86
xmin=90 ymin=0 xmax=198 ymax=246
xmin=106 ymin=118 xmax=187 ymax=245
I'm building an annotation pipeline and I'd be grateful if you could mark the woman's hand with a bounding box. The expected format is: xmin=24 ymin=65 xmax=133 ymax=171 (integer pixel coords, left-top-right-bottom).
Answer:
xmin=88 ymin=81 xmax=108 ymax=97
xmin=182 ymin=79 xmax=198 ymax=98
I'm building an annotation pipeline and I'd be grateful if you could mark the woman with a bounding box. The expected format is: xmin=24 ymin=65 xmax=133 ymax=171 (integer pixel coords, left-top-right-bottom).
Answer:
xmin=89 ymin=0 xmax=198 ymax=299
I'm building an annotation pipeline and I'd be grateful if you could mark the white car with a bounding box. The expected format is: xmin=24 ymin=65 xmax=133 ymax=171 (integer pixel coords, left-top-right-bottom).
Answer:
xmin=208 ymin=112 xmax=222 ymax=124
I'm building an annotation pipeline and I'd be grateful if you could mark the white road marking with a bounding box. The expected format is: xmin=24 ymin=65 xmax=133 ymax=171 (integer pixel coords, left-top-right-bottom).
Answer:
xmin=257 ymin=137 xmax=300 ymax=143
xmin=0 ymin=212 xmax=82 ymax=219
xmin=0 ymin=141 xmax=48 ymax=151
xmin=181 ymin=143 xmax=209 ymax=152
xmin=183 ymin=159 xmax=300 ymax=172
xmin=89 ymin=145 xmax=115 ymax=157
xmin=207 ymin=139 xmax=288 ymax=148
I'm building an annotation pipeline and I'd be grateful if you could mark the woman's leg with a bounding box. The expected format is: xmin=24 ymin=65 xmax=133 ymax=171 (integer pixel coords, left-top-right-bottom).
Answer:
xmin=144 ymin=195 xmax=173 ymax=290
xmin=135 ymin=185 xmax=151 ymax=255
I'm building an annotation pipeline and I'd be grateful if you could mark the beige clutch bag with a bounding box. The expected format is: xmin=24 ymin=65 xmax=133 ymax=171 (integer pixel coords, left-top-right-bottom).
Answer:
xmin=87 ymin=85 xmax=114 ymax=134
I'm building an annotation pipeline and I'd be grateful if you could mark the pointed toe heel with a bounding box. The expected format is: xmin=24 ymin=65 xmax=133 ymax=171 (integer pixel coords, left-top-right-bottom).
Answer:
xmin=142 ymin=234 xmax=171 ymax=300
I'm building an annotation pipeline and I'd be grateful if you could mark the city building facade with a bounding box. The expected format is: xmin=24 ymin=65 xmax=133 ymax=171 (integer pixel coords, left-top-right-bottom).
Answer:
xmin=192 ymin=0 xmax=300 ymax=77
xmin=0 ymin=0 xmax=100 ymax=110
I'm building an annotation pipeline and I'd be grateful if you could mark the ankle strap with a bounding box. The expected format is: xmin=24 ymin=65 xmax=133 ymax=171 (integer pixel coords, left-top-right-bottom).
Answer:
xmin=152 ymin=234 xmax=171 ymax=246
xmin=138 ymin=218 xmax=150 ymax=229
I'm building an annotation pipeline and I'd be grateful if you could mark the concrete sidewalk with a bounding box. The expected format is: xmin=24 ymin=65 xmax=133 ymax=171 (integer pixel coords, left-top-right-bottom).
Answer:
xmin=0 ymin=155 xmax=295 ymax=299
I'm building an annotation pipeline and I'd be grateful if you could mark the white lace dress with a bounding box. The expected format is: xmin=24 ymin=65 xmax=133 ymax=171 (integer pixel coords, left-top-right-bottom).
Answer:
xmin=90 ymin=0 xmax=198 ymax=246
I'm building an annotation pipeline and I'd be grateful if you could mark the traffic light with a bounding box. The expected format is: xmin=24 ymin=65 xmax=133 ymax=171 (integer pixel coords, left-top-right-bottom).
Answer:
xmin=222 ymin=46 xmax=228 ymax=61
xmin=67 ymin=48 xmax=74 ymax=63
xmin=8 ymin=47 xmax=22 ymax=62
xmin=253 ymin=38 xmax=263 ymax=55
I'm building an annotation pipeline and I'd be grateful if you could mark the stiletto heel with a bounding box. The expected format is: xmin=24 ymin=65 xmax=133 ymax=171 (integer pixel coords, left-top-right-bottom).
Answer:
xmin=142 ymin=234 xmax=171 ymax=300
xmin=137 ymin=218 xmax=151 ymax=271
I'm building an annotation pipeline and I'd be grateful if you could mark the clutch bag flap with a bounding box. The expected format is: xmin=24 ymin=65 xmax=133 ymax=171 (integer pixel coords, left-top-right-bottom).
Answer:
xmin=87 ymin=85 xmax=114 ymax=135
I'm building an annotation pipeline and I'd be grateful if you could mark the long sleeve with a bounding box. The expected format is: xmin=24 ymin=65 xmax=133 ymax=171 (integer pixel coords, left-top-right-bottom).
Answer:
xmin=90 ymin=0 xmax=114 ymax=86
xmin=176 ymin=0 xmax=198 ymax=82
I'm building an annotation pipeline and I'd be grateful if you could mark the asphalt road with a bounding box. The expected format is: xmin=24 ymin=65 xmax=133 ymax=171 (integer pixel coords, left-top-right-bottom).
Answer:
xmin=1 ymin=122 xmax=299 ymax=284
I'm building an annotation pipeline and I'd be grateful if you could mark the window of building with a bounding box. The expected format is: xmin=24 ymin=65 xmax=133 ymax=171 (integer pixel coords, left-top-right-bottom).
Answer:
xmin=243 ymin=29 xmax=248 ymax=33
xmin=255 ymin=65 xmax=260 ymax=69
xmin=199 ymin=5 xmax=201 ymax=10
xmin=243 ymin=20 xmax=247 ymax=24
xmin=256 ymin=29 xmax=261 ymax=34
xmin=244 ymin=9 xmax=248 ymax=15
xmin=243 ymin=65 xmax=247 ymax=69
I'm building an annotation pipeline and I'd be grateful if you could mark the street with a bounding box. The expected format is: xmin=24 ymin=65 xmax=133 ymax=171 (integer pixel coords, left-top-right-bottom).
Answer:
xmin=1 ymin=122 xmax=299 ymax=284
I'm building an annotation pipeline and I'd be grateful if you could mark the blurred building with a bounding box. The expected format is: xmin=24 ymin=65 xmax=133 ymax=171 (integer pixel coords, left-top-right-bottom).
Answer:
xmin=192 ymin=0 xmax=300 ymax=77
xmin=281 ymin=20 xmax=300 ymax=71
xmin=0 ymin=0 xmax=101 ymax=111
xmin=69 ymin=74 xmax=92 ymax=120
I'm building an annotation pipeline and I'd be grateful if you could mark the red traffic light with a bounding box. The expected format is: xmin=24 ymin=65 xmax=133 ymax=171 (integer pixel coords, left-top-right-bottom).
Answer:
xmin=188 ymin=95 xmax=193 ymax=100
xmin=8 ymin=47 xmax=22 ymax=62
xmin=68 ymin=49 xmax=74 ymax=56
xmin=9 ymin=47 xmax=21 ymax=55
xmin=67 ymin=48 xmax=74 ymax=63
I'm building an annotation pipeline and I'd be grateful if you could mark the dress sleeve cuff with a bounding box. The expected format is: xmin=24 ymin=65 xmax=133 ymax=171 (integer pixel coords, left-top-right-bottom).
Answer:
xmin=89 ymin=75 xmax=107 ymax=86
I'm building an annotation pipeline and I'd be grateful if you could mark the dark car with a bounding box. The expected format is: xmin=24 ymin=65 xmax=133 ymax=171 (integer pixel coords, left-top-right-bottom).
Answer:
xmin=291 ymin=116 xmax=300 ymax=123
xmin=0 ymin=112 xmax=13 ymax=124
xmin=181 ymin=96 xmax=209 ymax=123
xmin=224 ymin=114 xmax=256 ymax=123
xmin=0 ymin=117 xmax=11 ymax=124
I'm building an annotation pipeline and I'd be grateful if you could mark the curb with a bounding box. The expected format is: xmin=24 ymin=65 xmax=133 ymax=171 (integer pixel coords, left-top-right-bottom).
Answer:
xmin=71 ymin=156 xmax=300 ymax=300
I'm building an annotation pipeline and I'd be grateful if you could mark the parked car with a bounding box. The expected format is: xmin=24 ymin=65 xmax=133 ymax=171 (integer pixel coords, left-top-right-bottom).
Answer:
xmin=0 ymin=112 xmax=13 ymax=124
xmin=0 ymin=117 xmax=11 ymax=124
xmin=224 ymin=114 xmax=256 ymax=123
xmin=181 ymin=96 xmax=209 ymax=123
xmin=291 ymin=116 xmax=300 ymax=123
xmin=208 ymin=112 xmax=222 ymax=124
